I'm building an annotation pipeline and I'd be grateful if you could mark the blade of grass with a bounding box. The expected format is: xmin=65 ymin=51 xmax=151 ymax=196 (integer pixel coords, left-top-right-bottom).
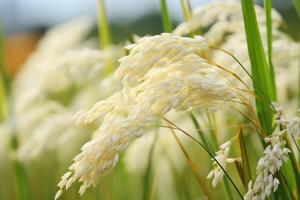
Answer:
xmin=241 ymin=0 xmax=276 ymax=135
xmin=264 ymin=0 xmax=277 ymax=98
xmin=238 ymin=127 xmax=252 ymax=188
xmin=97 ymin=0 xmax=111 ymax=49
xmin=0 ymin=22 xmax=9 ymax=122
xmin=293 ymin=0 xmax=300 ymax=17
xmin=180 ymin=0 xmax=192 ymax=21
xmin=160 ymin=0 xmax=173 ymax=33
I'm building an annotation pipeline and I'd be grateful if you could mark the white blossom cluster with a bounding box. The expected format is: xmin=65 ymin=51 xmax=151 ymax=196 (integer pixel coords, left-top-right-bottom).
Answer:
xmin=173 ymin=0 xmax=281 ymax=43
xmin=276 ymin=108 xmax=300 ymax=139
xmin=174 ymin=0 xmax=300 ymax=103
xmin=55 ymin=33 xmax=242 ymax=198
xmin=244 ymin=131 xmax=290 ymax=200
xmin=207 ymin=140 xmax=236 ymax=187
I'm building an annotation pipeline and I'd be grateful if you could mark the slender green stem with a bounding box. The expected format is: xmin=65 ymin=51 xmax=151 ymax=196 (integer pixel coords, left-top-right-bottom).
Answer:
xmin=160 ymin=0 xmax=173 ymax=33
xmin=97 ymin=0 xmax=111 ymax=49
xmin=11 ymin=135 xmax=31 ymax=200
xmin=189 ymin=113 xmax=213 ymax=153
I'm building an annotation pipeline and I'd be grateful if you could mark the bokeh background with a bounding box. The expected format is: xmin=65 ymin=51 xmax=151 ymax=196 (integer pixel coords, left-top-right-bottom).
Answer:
xmin=0 ymin=0 xmax=299 ymax=76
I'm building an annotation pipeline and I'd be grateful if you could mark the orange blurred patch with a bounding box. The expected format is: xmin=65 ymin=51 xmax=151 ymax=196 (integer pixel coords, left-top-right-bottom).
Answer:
xmin=4 ymin=33 xmax=40 ymax=76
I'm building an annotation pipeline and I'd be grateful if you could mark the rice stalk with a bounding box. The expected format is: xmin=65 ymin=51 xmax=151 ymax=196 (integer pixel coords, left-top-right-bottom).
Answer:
xmin=170 ymin=128 xmax=213 ymax=199
xmin=160 ymin=0 xmax=173 ymax=33
xmin=164 ymin=117 xmax=244 ymax=199
xmin=97 ymin=0 xmax=111 ymax=49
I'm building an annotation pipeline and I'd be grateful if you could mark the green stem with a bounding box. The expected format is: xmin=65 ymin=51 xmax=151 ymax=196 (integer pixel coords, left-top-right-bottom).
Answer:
xmin=97 ymin=0 xmax=111 ymax=49
xmin=160 ymin=0 xmax=173 ymax=33
xmin=0 ymin=22 xmax=10 ymax=122
xmin=189 ymin=113 xmax=213 ymax=154
xmin=11 ymin=135 xmax=31 ymax=200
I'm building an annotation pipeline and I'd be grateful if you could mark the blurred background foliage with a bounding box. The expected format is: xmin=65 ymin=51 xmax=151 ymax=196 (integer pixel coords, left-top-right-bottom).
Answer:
xmin=0 ymin=0 xmax=299 ymax=200
xmin=0 ymin=0 xmax=299 ymax=76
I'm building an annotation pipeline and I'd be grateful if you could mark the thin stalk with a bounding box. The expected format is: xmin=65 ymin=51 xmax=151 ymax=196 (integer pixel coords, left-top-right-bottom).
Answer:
xmin=170 ymin=129 xmax=213 ymax=199
xmin=189 ymin=112 xmax=214 ymax=153
xmin=180 ymin=0 xmax=192 ymax=21
xmin=160 ymin=0 xmax=173 ymax=33
xmin=97 ymin=0 xmax=111 ymax=49
xmin=209 ymin=45 xmax=276 ymax=113
xmin=164 ymin=118 xmax=244 ymax=200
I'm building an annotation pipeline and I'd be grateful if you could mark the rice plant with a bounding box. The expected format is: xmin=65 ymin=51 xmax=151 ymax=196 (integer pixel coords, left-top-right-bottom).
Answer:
xmin=0 ymin=0 xmax=299 ymax=200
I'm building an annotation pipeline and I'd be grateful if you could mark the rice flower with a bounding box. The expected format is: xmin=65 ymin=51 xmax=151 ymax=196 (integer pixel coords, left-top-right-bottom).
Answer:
xmin=207 ymin=140 xmax=236 ymax=187
xmin=55 ymin=33 xmax=242 ymax=198
xmin=173 ymin=0 xmax=281 ymax=43
xmin=174 ymin=0 xmax=300 ymax=103
xmin=276 ymin=108 xmax=300 ymax=138
xmin=244 ymin=130 xmax=290 ymax=200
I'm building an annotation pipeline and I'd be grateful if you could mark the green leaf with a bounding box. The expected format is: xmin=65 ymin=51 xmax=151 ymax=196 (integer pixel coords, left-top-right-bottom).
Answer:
xmin=264 ymin=0 xmax=277 ymax=99
xmin=160 ymin=0 xmax=173 ymax=33
xmin=240 ymin=0 xmax=276 ymax=135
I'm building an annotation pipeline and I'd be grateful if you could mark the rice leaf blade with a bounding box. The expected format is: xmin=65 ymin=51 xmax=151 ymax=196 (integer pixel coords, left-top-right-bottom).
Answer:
xmin=238 ymin=128 xmax=252 ymax=188
xmin=264 ymin=0 xmax=277 ymax=98
xmin=293 ymin=0 xmax=300 ymax=17
xmin=240 ymin=0 xmax=276 ymax=134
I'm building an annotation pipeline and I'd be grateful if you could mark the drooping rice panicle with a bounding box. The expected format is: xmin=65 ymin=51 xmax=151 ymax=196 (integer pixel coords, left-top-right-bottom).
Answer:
xmin=55 ymin=33 xmax=245 ymax=198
